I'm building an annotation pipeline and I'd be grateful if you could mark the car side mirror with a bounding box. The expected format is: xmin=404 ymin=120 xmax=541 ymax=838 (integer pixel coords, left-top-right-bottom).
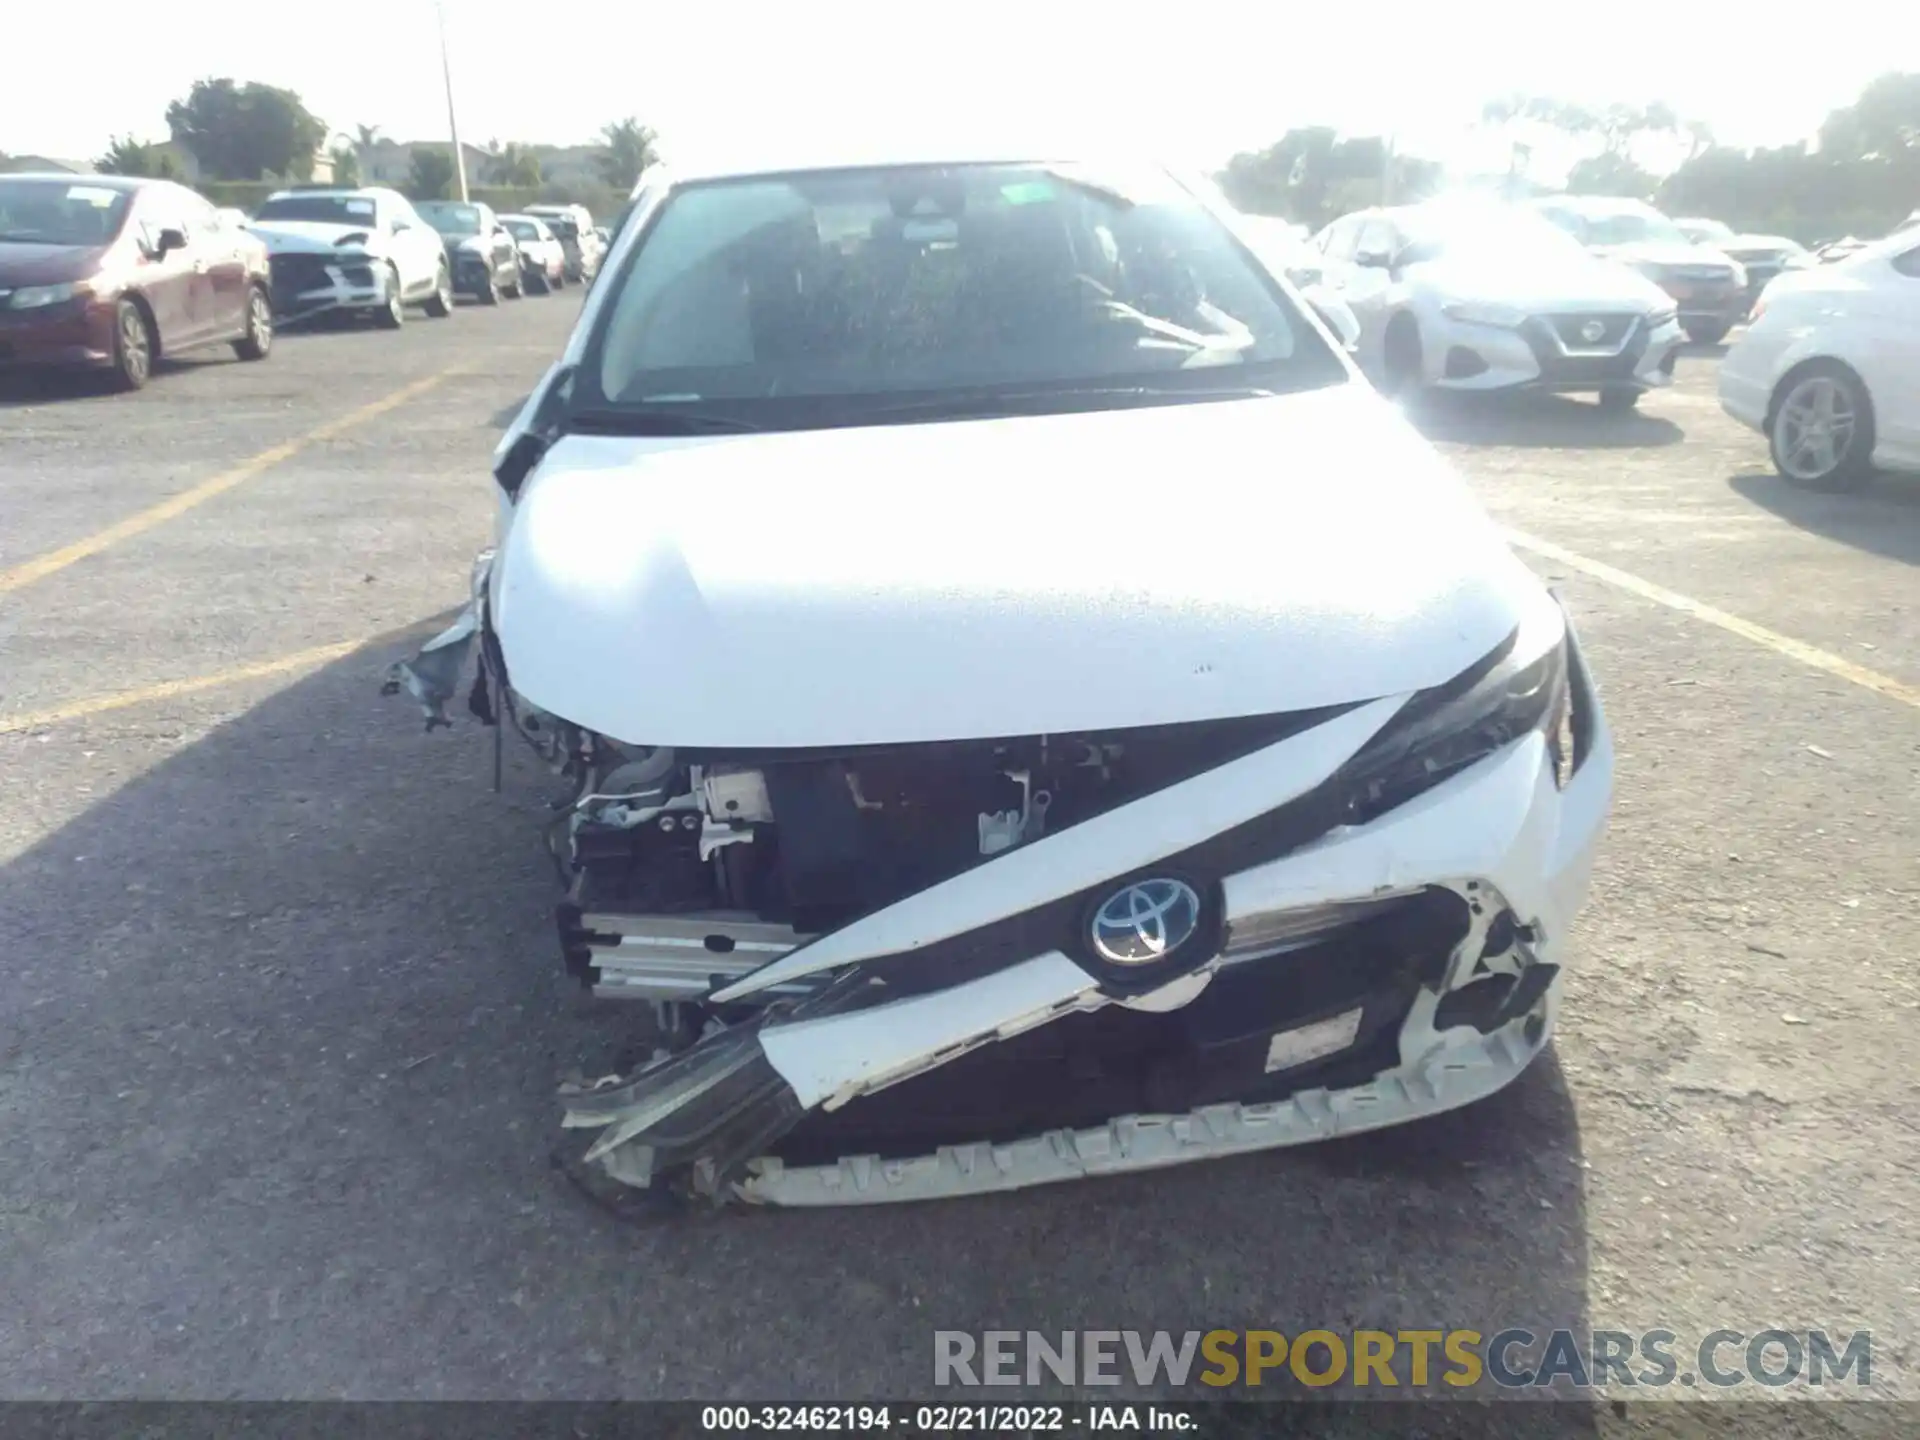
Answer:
xmin=153 ymin=227 xmax=188 ymax=256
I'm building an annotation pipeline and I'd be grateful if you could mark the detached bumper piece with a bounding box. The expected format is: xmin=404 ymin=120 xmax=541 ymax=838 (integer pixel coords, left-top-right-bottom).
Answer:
xmin=268 ymin=253 xmax=384 ymax=323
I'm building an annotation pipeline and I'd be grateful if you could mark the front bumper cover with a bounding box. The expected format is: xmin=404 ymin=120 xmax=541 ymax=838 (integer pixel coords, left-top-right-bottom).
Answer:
xmin=1424 ymin=310 xmax=1683 ymax=394
xmin=557 ymin=608 xmax=1614 ymax=1206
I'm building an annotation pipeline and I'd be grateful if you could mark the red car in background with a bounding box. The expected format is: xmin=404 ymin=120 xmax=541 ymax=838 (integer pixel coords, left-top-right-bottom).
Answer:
xmin=0 ymin=174 xmax=274 ymax=390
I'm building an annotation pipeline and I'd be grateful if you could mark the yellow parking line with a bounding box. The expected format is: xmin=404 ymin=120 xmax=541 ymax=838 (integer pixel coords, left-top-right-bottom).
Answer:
xmin=0 ymin=640 xmax=364 ymax=735
xmin=1506 ymin=527 xmax=1920 ymax=711
xmin=0 ymin=368 xmax=460 ymax=597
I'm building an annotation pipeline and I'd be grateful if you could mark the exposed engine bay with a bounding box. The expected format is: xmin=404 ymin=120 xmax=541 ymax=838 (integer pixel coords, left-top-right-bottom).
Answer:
xmin=385 ymin=543 xmax=1611 ymax=1208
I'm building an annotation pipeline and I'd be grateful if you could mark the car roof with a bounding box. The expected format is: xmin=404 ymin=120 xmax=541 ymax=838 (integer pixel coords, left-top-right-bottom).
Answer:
xmin=0 ymin=172 xmax=153 ymax=191
xmin=264 ymin=186 xmax=400 ymax=202
xmin=630 ymin=138 xmax=1170 ymax=194
xmin=1534 ymin=194 xmax=1659 ymax=217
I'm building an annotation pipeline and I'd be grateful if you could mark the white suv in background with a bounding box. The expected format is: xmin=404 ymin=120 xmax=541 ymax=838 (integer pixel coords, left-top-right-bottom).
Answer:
xmin=1313 ymin=199 xmax=1685 ymax=410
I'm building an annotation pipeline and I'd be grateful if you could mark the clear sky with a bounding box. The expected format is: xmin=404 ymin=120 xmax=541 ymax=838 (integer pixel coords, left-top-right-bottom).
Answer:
xmin=2 ymin=1 xmax=1906 ymax=176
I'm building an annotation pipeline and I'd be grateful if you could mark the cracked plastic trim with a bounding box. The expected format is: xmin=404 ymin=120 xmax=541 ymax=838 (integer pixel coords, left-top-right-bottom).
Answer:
xmin=736 ymin=985 xmax=1556 ymax=1206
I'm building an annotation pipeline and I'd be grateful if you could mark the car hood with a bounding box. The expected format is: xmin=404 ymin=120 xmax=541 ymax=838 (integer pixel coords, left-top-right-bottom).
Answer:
xmin=0 ymin=241 xmax=104 ymax=286
xmin=490 ymin=384 xmax=1545 ymax=748
xmin=1422 ymin=251 xmax=1670 ymax=311
xmin=1595 ymin=240 xmax=1733 ymax=270
xmin=245 ymin=220 xmax=383 ymax=254
xmin=1721 ymin=234 xmax=1801 ymax=258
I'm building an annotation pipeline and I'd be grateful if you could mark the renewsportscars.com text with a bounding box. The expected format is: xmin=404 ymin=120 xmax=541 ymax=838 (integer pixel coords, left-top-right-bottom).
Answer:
xmin=933 ymin=1329 xmax=1872 ymax=1390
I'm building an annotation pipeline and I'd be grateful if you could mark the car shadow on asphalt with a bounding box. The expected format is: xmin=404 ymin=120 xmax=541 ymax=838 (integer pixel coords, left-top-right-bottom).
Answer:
xmin=0 ymin=627 xmax=1593 ymax=1411
xmin=1728 ymin=470 xmax=1920 ymax=567
xmin=1403 ymin=391 xmax=1682 ymax=450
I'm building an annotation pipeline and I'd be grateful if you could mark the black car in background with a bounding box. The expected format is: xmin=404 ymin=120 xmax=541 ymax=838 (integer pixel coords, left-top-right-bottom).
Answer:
xmin=416 ymin=200 xmax=522 ymax=303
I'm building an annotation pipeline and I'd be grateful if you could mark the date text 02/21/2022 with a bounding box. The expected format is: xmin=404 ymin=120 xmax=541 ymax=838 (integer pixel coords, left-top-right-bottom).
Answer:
xmin=699 ymin=1405 xmax=1194 ymax=1432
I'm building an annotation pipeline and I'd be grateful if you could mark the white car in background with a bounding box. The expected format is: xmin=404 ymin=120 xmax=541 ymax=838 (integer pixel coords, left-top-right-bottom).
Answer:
xmin=1313 ymin=200 xmax=1684 ymax=410
xmin=1230 ymin=213 xmax=1361 ymax=350
xmin=499 ymin=213 xmax=567 ymax=293
xmin=246 ymin=186 xmax=453 ymax=326
xmin=388 ymin=150 xmax=1614 ymax=1208
xmin=1674 ymin=217 xmax=1817 ymax=310
xmin=1718 ymin=231 xmax=1920 ymax=491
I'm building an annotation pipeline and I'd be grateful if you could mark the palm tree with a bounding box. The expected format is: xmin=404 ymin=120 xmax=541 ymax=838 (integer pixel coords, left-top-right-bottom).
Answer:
xmin=595 ymin=118 xmax=659 ymax=189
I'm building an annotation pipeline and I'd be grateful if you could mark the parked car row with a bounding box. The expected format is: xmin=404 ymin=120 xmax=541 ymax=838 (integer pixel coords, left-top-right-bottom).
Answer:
xmin=0 ymin=172 xmax=608 ymax=392
xmin=245 ymin=187 xmax=608 ymax=325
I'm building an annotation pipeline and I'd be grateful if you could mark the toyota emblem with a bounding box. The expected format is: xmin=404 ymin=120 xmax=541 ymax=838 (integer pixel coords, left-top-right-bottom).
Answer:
xmin=1089 ymin=878 xmax=1204 ymax=966
xmin=1579 ymin=319 xmax=1607 ymax=343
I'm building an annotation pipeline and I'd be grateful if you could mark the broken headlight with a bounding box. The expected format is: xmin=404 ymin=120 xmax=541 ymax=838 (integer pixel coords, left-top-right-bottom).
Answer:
xmin=1345 ymin=601 xmax=1572 ymax=824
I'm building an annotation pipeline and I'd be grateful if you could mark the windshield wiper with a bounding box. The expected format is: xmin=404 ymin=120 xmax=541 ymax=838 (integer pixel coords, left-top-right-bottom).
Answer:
xmin=863 ymin=383 xmax=1278 ymax=421
xmin=566 ymin=407 xmax=763 ymax=436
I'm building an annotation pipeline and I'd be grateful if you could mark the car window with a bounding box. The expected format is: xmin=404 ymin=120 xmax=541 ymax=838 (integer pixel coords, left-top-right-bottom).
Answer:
xmin=255 ymin=193 xmax=380 ymax=225
xmin=1894 ymin=246 xmax=1920 ymax=279
xmin=1318 ymin=216 xmax=1359 ymax=260
xmin=0 ymin=178 xmax=133 ymax=247
xmin=1580 ymin=206 xmax=1688 ymax=248
xmin=176 ymin=190 xmax=219 ymax=237
xmin=1354 ymin=218 xmax=1397 ymax=260
xmin=1536 ymin=208 xmax=1587 ymax=243
xmin=584 ymin=162 xmax=1346 ymax=427
xmin=420 ymin=202 xmax=484 ymax=237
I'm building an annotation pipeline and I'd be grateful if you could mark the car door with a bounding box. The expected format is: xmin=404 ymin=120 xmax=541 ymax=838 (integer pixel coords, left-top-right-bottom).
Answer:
xmin=1868 ymin=245 xmax=1920 ymax=462
xmin=182 ymin=189 xmax=249 ymax=339
xmin=385 ymin=199 xmax=437 ymax=294
xmin=486 ymin=210 xmax=517 ymax=283
xmin=127 ymin=189 xmax=202 ymax=350
xmin=1336 ymin=217 xmax=1403 ymax=367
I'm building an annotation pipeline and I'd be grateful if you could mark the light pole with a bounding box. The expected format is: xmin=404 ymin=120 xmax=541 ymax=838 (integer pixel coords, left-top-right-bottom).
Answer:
xmin=435 ymin=0 xmax=469 ymax=201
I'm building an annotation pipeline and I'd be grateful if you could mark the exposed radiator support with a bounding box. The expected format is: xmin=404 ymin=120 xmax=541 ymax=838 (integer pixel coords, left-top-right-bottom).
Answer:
xmin=575 ymin=910 xmax=820 ymax=1002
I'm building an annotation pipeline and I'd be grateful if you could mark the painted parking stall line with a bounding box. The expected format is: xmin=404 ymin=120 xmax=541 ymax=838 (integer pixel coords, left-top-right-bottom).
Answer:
xmin=0 ymin=368 xmax=461 ymax=598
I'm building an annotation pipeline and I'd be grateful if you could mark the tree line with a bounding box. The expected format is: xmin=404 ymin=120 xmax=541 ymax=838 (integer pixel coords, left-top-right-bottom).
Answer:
xmin=1218 ymin=72 xmax=1919 ymax=243
xmin=79 ymin=77 xmax=659 ymax=198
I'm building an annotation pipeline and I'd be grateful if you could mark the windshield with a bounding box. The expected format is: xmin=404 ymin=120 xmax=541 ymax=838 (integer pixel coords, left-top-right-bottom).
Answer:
xmin=543 ymin=217 xmax=580 ymax=240
xmin=1679 ymin=219 xmax=1735 ymax=243
xmin=1578 ymin=207 xmax=1690 ymax=248
xmin=503 ymin=219 xmax=542 ymax=241
xmin=583 ymin=162 xmax=1343 ymax=425
xmin=0 ymin=179 xmax=132 ymax=246
xmin=254 ymin=194 xmax=378 ymax=226
xmin=420 ymin=203 xmax=482 ymax=236
xmin=1402 ymin=208 xmax=1590 ymax=263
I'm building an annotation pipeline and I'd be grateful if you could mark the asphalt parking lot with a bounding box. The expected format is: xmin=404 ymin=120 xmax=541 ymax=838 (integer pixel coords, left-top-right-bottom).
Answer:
xmin=1 ymin=302 xmax=1915 ymax=1420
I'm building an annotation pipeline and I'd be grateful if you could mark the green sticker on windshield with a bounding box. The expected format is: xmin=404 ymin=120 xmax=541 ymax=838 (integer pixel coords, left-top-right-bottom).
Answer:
xmin=1000 ymin=180 xmax=1056 ymax=205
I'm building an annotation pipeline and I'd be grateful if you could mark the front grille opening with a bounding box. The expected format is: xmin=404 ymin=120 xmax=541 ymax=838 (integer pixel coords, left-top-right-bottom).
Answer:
xmin=774 ymin=887 xmax=1469 ymax=1164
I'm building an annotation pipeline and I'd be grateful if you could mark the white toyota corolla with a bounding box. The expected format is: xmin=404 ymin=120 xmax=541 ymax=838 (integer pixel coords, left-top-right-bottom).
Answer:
xmin=391 ymin=151 xmax=1616 ymax=1207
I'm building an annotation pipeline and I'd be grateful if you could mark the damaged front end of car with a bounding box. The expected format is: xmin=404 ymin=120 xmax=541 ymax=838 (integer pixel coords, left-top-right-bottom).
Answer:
xmin=386 ymin=560 xmax=1613 ymax=1208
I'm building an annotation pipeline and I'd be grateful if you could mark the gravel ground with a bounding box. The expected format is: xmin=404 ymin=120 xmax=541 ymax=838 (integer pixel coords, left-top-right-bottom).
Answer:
xmin=0 ymin=303 xmax=1914 ymax=1423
